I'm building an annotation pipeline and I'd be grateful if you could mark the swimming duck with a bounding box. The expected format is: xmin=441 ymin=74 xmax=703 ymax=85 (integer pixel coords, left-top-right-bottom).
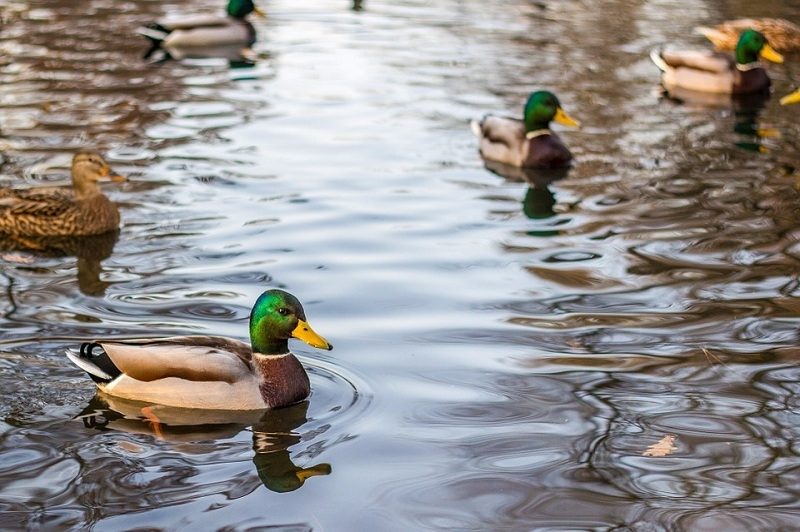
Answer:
xmin=781 ymin=88 xmax=800 ymax=105
xmin=651 ymin=29 xmax=784 ymax=95
xmin=66 ymin=289 xmax=333 ymax=411
xmin=696 ymin=18 xmax=800 ymax=53
xmin=139 ymin=0 xmax=265 ymax=61
xmin=470 ymin=91 xmax=580 ymax=169
xmin=0 ymin=151 xmax=124 ymax=237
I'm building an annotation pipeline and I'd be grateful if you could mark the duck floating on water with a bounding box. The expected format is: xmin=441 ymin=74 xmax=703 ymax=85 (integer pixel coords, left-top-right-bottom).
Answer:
xmin=696 ymin=18 xmax=800 ymax=54
xmin=651 ymin=29 xmax=784 ymax=95
xmin=0 ymin=151 xmax=125 ymax=237
xmin=139 ymin=0 xmax=265 ymax=62
xmin=470 ymin=90 xmax=580 ymax=169
xmin=67 ymin=289 xmax=333 ymax=411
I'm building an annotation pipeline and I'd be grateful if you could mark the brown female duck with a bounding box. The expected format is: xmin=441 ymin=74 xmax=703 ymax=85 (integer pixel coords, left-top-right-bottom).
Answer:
xmin=696 ymin=18 xmax=800 ymax=53
xmin=0 ymin=151 xmax=125 ymax=237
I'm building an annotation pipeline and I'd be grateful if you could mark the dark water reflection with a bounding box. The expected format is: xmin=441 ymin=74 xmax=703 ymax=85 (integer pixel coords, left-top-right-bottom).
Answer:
xmin=2 ymin=0 xmax=800 ymax=529
xmin=481 ymin=162 xmax=571 ymax=220
xmin=79 ymin=396 xmax=331 ymax=493
xmin=0 ymin=231 xmax=119 ymax=296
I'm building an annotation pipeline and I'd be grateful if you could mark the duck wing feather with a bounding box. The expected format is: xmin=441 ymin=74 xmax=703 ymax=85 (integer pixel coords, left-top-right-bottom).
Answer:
xmin=660 ymin=49 xmax=734 ymax=73
xmin=159 ymin=14 xmax=233 ymax=31
xmin=98 ymin=336 xmax=253 ymax=384
xmin=0 ymin=189 xmax=75 ymax=217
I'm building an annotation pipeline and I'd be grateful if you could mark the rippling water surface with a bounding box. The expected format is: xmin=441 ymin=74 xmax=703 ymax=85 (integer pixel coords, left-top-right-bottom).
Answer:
xmin=2 ymin=0 xmax=800 ymax=529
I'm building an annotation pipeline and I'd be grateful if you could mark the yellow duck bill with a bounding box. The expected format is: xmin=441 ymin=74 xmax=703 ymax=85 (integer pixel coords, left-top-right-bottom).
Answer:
xmin=292 ymin=320 xmax=333 ymax=350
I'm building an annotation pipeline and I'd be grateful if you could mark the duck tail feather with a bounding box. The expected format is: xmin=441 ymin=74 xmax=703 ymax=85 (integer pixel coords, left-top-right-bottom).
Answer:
xmin=650 ymin=49 xmax=669 ymax=72
xmin=138 ymin=23 xmax=172 ymax=60
xmin=144 ymin=46 xmax=172 ymax=63
xmin=469 ymin=119 xmax=483 ymax=138
xmin=66 ymin=343 xmax=120 ymax=383
xmin=137 ymin=23 xmax=170 ymax=42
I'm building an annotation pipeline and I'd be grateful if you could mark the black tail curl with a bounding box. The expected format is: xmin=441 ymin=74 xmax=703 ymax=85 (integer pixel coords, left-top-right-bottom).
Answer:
xmin=79 ymin=341 xmax=103 ymax=358
xmin=77 ymin=342 xmax=122 ymax=384
xmin=141 ymin=23 xmax=172 ymax=61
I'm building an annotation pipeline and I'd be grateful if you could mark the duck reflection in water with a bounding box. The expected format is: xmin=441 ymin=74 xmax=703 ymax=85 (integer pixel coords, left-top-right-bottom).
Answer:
xmin=732 ymin=93 xmax=781 ymax=153
xmin=251 ymin=402 xmax=332 ymax=493
xmin=0 ymin=231 xmax=119 ymax=296
xmin=483 ymin=159 xmax=570 ymax=220
xmin=656 ymin=87 xmax=778 ymax=153
xmin=77 ymin=395 xmax=331 ymax=493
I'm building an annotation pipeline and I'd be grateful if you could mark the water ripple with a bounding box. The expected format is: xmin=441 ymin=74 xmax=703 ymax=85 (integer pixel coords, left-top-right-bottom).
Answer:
xmin=3 ymin=0 xmax=800 ymax=529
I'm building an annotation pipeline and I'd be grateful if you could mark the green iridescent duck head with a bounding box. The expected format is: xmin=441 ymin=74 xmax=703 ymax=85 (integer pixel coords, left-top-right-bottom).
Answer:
xmin=227 ymin=0 xmax=265 ymax=19
xmin=523 ymin=91 xmax=580 ymax=134
xmin=249 ymin=289 xmax=332 ymax=355
xmin=735 ymin=29 xmax=783 ymax=65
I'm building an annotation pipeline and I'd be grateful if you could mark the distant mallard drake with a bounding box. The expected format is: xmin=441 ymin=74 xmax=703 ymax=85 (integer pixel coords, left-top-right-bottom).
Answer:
xmin=67 ymin=289 xmax=333 ymax=411
xmin=696 ymin=18 xmax=800 ymax=53
xmin=651 ymin=29 xmax=784 ymax=95
xmin=0 ymin=151 xmax=124 ymax=237
xmin=781 ymin=88 xmax=800 ymax=105
xmin=470 ymin=91 xmax=580 ymax=169
xmin=139 ymin=0 xmax=265 ymax=61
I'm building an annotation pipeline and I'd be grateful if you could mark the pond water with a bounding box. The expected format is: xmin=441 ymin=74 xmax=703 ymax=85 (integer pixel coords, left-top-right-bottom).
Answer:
xmin=2 ymin=0 xmax=800 ymax=529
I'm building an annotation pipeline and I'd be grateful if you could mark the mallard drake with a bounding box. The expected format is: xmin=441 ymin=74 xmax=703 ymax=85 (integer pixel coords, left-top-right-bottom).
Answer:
xmin=696 ymin=18 xmax=800 ymax=53
xmin=139 ymin=0 xmax=265 ymax=61
xmin=66 ymin=289 xmax=333 ymax=411
xmin=651 ymin=29 xmax=784 ymax=95
xmin=0 ymin=151 xmax=124 ymax=237
xmin=470 ymin=91 xmax=580 ymax=169
xmin=781 ymin=88 xmax=800 ymax=105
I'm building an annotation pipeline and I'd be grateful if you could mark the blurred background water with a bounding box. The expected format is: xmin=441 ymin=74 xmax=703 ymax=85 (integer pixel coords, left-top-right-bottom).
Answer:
xmin=2 ymin=0 xmax=800 ymax=529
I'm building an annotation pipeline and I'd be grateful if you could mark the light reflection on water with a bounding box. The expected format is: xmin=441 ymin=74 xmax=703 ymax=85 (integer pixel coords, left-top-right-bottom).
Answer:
xmin=2 ymin=0 xmax=800 ymax=529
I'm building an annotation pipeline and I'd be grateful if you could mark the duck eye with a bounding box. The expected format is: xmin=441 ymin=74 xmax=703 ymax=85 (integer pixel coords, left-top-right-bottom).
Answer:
xmin=277 ymin=307 xmax=290 ymax=316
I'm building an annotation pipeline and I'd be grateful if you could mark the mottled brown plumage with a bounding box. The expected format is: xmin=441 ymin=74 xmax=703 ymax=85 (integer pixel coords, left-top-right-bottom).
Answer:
xmin=0 ymin=151 xmax=124 ymax=237
xmin=696 ymin=18 xmax=800 ymax=53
